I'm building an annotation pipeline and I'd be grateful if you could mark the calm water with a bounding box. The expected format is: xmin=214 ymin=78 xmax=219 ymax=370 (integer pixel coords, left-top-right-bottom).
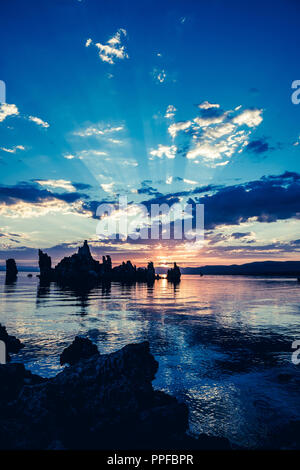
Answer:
xmin=1 ymin=273 xmax=300 ymax=448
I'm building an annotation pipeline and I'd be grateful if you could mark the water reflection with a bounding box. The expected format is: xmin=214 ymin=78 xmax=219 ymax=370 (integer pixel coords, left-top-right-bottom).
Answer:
xmin=0 ymin=273 xmax=300 ymax=448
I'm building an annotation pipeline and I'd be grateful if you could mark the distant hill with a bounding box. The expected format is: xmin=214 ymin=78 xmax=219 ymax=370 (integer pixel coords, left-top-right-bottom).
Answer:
xmin=183 ymin=261 xmax=300 ymax=276
xmin=0 ymin=266 xmax=39 ymax=272
xmin=157 ymin=261 xmax=300 ymax=276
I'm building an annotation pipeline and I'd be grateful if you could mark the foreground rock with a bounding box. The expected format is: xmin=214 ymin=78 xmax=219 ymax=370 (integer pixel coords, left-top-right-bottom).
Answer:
xmin=0 ymin=324 xmax=24 ymax=362
xmin=39 ymin=240 xmax=160 ymax=286
xmin=60 ymin=336 xmax=99 ymax=365
xmin=5 ymin=258 xmax=18 ymax=283
xmin=0 ymin=338 xmax=231 ymax=450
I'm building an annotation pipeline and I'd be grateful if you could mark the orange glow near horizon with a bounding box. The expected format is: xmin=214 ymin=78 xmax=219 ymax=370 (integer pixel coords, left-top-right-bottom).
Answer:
xmin=6 ymin=246 xmax=299 ymax=269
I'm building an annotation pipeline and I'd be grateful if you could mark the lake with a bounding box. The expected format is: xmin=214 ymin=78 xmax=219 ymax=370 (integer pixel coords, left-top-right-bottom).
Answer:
xmin=1 ymin=273 xmax=300 ymax=449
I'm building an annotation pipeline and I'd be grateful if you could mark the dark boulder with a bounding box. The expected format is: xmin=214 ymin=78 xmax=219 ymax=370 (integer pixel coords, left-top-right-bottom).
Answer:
xmin=0 ymin=338 xmax=232 ymax=450
xmin=0 ymin=363 xmax=45 ymax=406
xmin=8 ymin=341 xmax=187 ymax=449
xmin=0 ymin=324 xmax=24 ymax=361
xmin=60 ymin=336 xmax=99 ymax=366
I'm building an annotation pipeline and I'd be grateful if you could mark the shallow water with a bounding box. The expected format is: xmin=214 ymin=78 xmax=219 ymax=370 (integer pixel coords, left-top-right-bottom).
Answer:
xmin=1 ymin=273 xmax=300 ymax=448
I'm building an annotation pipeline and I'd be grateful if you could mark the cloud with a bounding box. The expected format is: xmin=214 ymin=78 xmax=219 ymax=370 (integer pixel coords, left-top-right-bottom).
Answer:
xmin=28 ymin=115 xmax=50 ymax=128
xmin=231 ymin=232 xmax=253 ymax=239
xmin=1 ymin=145 xmax=25 ymax=154
xmin=34 ymin=179 xmax=77 ymax=192
xmin=165 ymin=105 xmax=176 ymax=119
xmin=199 ymin=171 xmax=300 ymax=229
xmin=198 ymin=101 xmax=220 ymax=110
xmin=245 ymin=138 xmax=271 ymax=154
xmin=0 ymin=182 xmax=91 ymax=218
xmin=64 ymin=154 xmax=76 ymax=159
xmin=101 ymin=182 xmax=115 ymax=193
xmin=168 ymin=121 xmax=192 ymax=138
xmin=152 ymin=68 xmax=166 ymax=83
xmin=86 ymin=29 xmax=128 ymax=65
xmin=166 ymin=104 xmax=264 ymax=165
xmin=0 ymin=103 xmax=19 ymax=122
xmin=74 ymin=123 xmax=124 ymax=137
xmin=149 ymin=144 xmax=177 ymax=159
xmin=232 ymin=108 xmax=263 ymax=127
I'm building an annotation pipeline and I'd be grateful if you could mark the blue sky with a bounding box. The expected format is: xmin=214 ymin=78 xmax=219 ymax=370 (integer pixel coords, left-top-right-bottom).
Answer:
xmin=0 ymin=0 xmax=300 ymax=267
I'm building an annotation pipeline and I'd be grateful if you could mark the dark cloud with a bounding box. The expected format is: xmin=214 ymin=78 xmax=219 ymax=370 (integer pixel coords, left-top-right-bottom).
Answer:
xmin=72 ymin=182 xmax=92 ymax=190
xmin=231 ymin=232 xmax=252 ymax=239
xmin=0 ymin=182 xmax=90 ymax=205
xmin=137 ymin=186 xmax=160 ymax=196
xmin=197 ymin=171 xmax=300 ymax=229
xmin=246 ymin=138 xmax=270 ymax=154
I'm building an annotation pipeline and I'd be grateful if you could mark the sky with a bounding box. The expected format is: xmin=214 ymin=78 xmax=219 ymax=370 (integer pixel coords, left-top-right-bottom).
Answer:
xmin=0 ymin=0 xmax=300 ymax=268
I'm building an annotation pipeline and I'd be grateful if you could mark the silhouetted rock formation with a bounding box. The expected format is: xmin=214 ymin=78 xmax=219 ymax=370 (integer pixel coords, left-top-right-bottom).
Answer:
xmin=38 ymin=240 xmax=160 ymax=286
xmin=38 ymin=250 xmax=55 ymax=282
xmin=167 ymin=262 xmax=181 ymax=282
xmin=54 ymin=240 xmax=102 ymax=286
xmin=111 ymin=260 xmax=159 ymax=283
xmin=0 ymin=338 xmax=231 ymax=450
xmin=5 ymin=258 xmax=18 ymax=283
xmin=0 ymin=324 xmax=24 ymax=362
xmin=60 ymin=336 xmax=99 ymax=366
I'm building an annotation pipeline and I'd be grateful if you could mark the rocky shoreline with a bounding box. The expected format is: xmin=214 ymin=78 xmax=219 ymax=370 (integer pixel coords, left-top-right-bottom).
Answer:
xmin=0 ymin=328 xmax=231 ymax=450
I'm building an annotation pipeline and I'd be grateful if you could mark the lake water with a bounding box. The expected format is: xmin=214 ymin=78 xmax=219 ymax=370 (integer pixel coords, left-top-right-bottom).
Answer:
xmin=1 ymin=272 xmax=300 ymax=449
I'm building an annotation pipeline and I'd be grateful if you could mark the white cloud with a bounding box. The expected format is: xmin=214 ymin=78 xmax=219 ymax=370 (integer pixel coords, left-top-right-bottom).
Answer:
xmin=81 ymin=150 xmax=108 ymax=157
xmin=121 ymin=160 xmax=138 ymax=167
xmin=186 ymin=142 xmax=224 ymax=161
xmin=35 ymin=179 xmax=76 ymax=192
xmin=232 ymin=108 xmax=263 ymax=127
xmin=108 ymin=138 xmax=122 ymax=144
xmin=193 ymin=114 xmax=226 ymax=128
xmin=153 ymin=68 xmax=166 ymax=83
xmin=168 ymin=120 xmax=192 ymax=138
xmin=1 ymin=145 xmax=25 ymax=154
xmin=0 ymin=199 xmax=90 ymax=219
xmin=183 ymin=178 xmax=197 ymax=185
xmin=149 ymin=144 xmax=177 ymax=159
xmin=0 ymin=103 xmax=19 ymax=122
xmin=165 ymin=105 xmax=177 ymax=119
xmin=64 ymin=154 xmax=76 ymax=159
xmin=74 ymin=123 xmax=124 ymax=137
xmin=87 ymin=29 xmax=128 ymax=65
xmin=293 ymin=135 xmax=300 ymax=146
xmin=165 ymin=103 xmax=263 ymax=166
xmin=29 ymin=115 xmax=50 ymax=128
xmin=198 ymin=101 xmax=220 ymax=110
xmin=101 ymin=182 xmax=115 ymax=193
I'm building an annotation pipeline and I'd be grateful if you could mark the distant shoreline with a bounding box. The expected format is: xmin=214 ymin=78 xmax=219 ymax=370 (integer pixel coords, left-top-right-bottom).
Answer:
xmin=1 ymin=259 xmax=300 ymax=277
